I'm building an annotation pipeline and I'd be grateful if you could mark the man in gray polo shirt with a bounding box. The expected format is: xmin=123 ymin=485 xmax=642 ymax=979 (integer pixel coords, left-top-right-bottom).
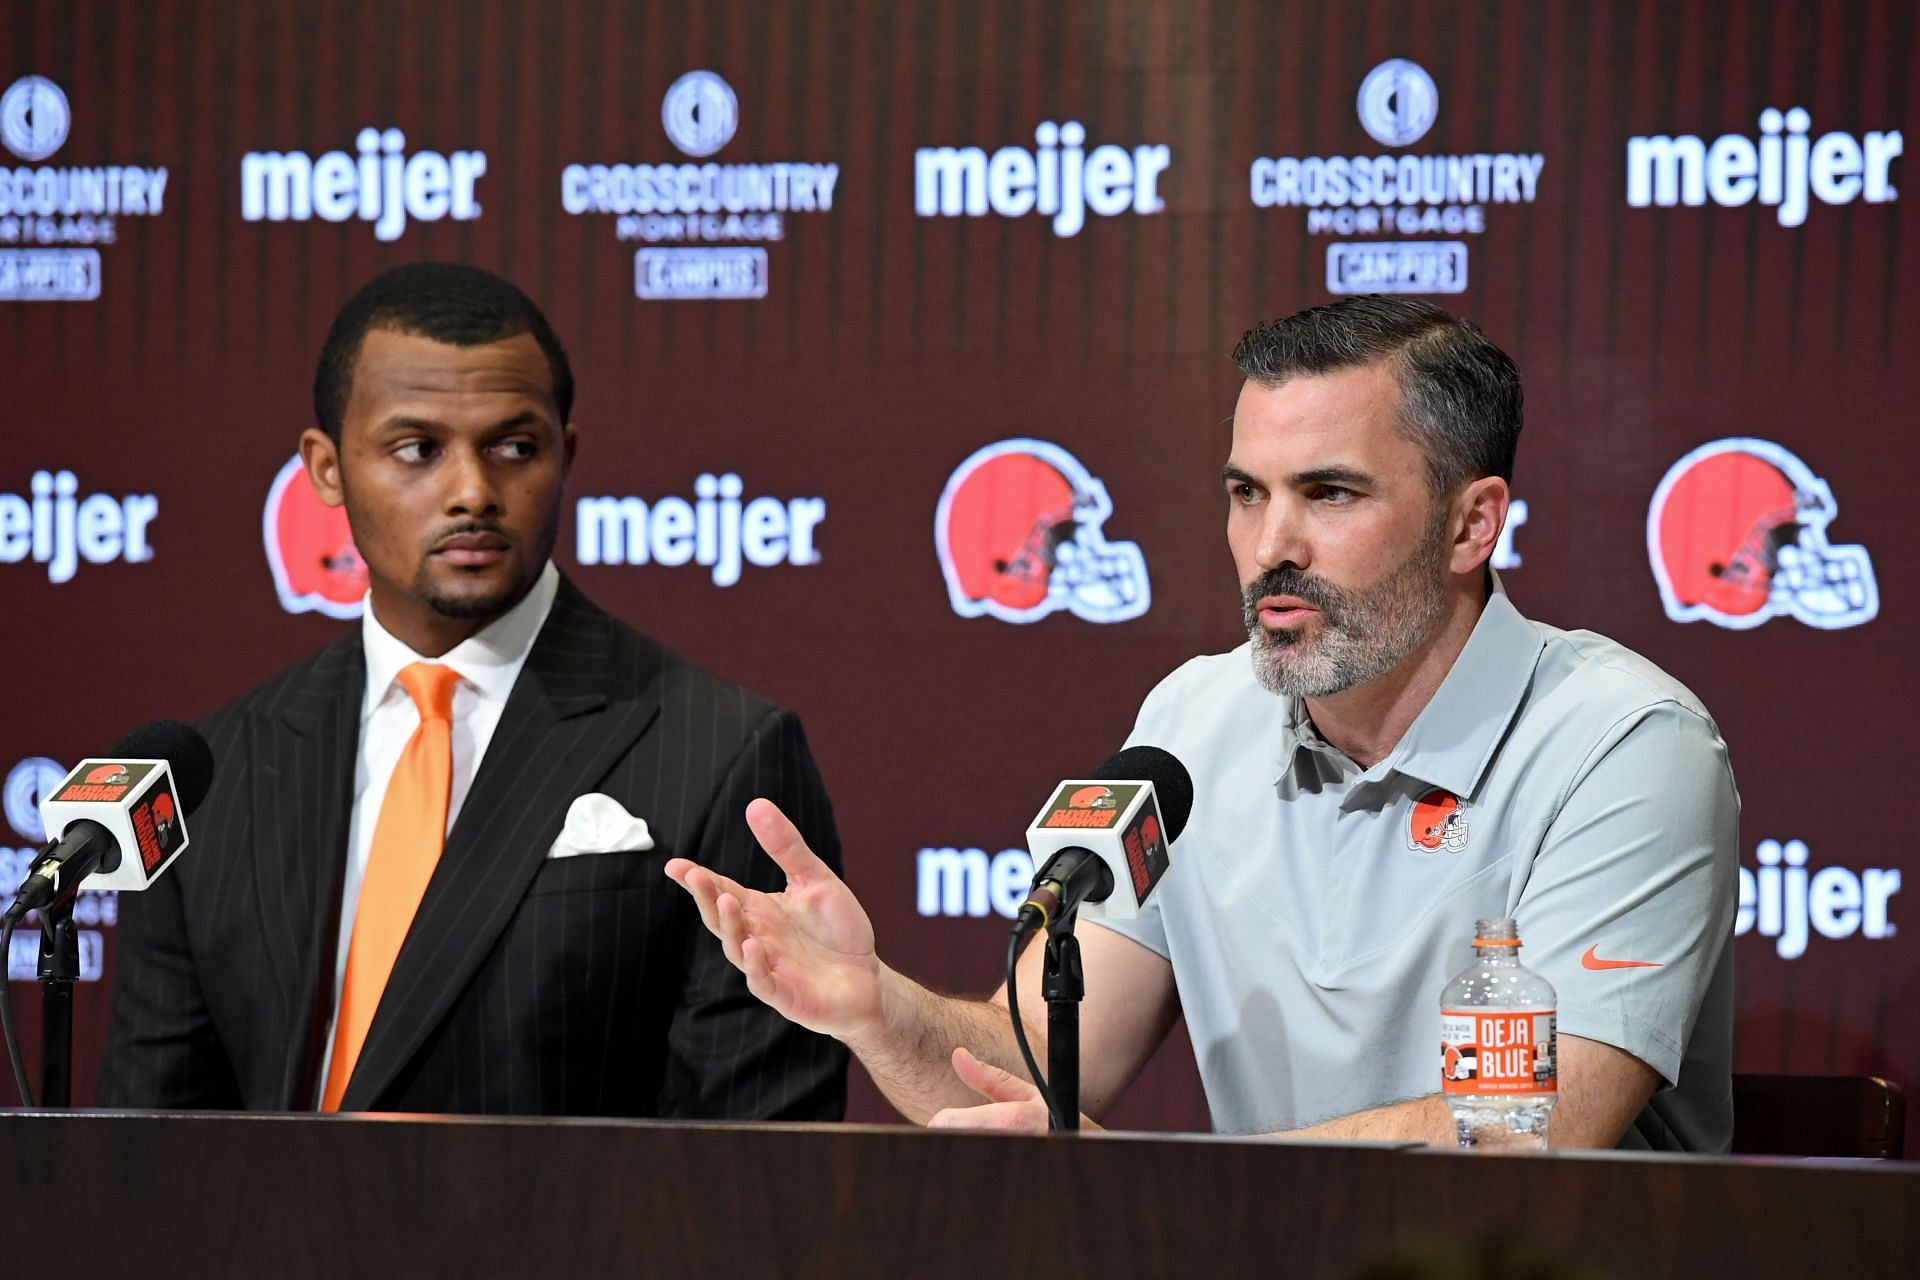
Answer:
xmin=667 ymin=296 xmax=1739 ymax=1151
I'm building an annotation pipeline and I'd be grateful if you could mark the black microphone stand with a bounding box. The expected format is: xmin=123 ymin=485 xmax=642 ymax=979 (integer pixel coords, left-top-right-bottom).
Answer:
xmin=36 ymin=896 xmax=79 ymax=1107
xmin=1042 ymin=910 xmax=1085 ymax=1131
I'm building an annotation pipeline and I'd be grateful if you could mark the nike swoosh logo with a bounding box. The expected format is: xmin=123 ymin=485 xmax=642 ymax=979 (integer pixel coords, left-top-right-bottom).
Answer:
xmin=1581 ymin=944 xmax=1662 ymax=971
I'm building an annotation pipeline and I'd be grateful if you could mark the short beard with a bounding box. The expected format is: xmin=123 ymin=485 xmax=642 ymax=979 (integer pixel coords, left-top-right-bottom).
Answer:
xmin=1242 ymin=511 xmax=1451 ymax=698
xmin=413 ymin=576 xmax=527 ymax=621
xmin=408 ymin=509 xmax=559 ymax=623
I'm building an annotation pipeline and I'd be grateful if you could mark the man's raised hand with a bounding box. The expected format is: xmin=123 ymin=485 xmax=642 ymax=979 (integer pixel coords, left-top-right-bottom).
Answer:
xmin=665 ymin=798 xmax=885 ymax=1041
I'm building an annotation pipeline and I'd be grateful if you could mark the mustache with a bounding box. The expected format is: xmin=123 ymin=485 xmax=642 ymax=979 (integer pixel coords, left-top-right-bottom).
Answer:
xmin=1241 ymin=568 xmax=1345 ymax=628
xmin=425 ymin=520 xmax=512 ymax=550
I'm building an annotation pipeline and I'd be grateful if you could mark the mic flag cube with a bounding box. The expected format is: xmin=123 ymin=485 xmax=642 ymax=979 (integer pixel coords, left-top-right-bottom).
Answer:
xmin=38 ymin=757 xmax=191 ymax=891
xmin=1025 ymin=779 xmax=1171 ymax=922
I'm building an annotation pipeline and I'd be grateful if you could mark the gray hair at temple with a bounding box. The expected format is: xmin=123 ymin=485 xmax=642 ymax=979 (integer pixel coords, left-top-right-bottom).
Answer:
xmin=1229 ymin=295 xmax=1523 ymax=495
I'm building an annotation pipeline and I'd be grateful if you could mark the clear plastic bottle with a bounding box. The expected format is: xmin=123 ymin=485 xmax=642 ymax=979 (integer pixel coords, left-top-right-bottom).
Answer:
xmin=1440 ymin=917 xmax=1557 ymax=1149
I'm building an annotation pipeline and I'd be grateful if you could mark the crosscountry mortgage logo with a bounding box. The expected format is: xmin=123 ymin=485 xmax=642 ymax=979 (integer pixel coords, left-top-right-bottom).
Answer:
xmin=636 ymin=245 xmax=767 ymax=299
xmin=935 ymin=439 xmax=1150 ymax=625
xmin=262 ymin=454 xmax=366 ymax=618
xmin=560 ymin=70 xmax=838 ymax=300
xmin=661 ymin=71 xmax=738 ymax=158
xmin=4 ymin=756 xmax=67 ymax=843
xmin=2 ymin=76 xmax=70 ymax=161
xmin=1250 ymin=57 xmax=1542 ymax=296
xmin=1357 ymin=59 xmax=1438 ymax=148
xmin=1327 ymin=239 xmax=1466 ymax=293
xmin=0 ymin=75 xmax=169 ymax=301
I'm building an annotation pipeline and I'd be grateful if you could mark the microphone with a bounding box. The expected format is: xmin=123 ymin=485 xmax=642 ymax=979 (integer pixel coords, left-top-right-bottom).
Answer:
xmin=1003 ymin=745 xmax=1193 ymax=1131
xmin=5 ymin=720 xmax=215 ymax=923
xmin=1017 ymin=745 xmax=1194 ymax=933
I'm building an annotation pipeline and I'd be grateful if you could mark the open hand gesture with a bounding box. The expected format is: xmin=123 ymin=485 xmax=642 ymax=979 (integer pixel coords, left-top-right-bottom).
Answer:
xmin=666 ymin=798 xmax=883 ymax=1040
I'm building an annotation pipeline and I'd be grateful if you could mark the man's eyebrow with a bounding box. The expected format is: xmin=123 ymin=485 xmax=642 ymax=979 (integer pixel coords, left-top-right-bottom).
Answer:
xmin=1220 ymin=463 xmax=1379 ymax=489
xmin=372 ymin=411 xmax=544 ymax=436
xmin=479 ymin=410 xmax=544 ymax=434
xmin=372 ymin=414 xmax=448 ymax=436
xmin=1288 ymin=465 xmax=1376 ymax=489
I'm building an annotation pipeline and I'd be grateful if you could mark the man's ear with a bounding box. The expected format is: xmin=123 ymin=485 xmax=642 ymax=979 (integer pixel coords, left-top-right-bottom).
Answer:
xmin=1449 ymin=475 xmax=1510 ymax=576
xmin=299 ymin=427 xmax=345 ymax=508
xmin=561 ymin=421 xmax=578 ymax=478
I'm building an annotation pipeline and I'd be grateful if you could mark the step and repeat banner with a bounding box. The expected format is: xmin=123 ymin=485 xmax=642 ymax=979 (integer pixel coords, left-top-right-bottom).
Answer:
xmin=2 ymin=0 xmax=1914 ymax=1138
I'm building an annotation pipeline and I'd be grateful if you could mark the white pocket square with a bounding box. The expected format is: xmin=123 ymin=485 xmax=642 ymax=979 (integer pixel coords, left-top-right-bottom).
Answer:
xmin=546 ymin=793 xmax=655 ymax=859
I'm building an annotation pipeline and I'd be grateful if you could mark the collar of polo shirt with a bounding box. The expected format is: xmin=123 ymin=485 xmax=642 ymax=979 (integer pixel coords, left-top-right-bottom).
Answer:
xmin=1277 ymin=571 xmax=1547 ymax=802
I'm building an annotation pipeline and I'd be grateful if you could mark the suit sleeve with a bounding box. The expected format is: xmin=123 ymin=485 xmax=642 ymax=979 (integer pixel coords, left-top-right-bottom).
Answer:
xmin=98 ymin=857 xmax=243 ymax=1108
xmin=659 ymin=707 xmax=850 ymax=1120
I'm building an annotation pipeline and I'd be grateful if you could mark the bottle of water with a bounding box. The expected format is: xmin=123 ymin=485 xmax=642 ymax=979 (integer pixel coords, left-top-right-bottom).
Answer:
xmin=1440 ymin=917 xmax=1557 ymax=1149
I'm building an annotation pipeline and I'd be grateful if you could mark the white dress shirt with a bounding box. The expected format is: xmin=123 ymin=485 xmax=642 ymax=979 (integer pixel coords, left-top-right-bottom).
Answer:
xmin=314 ymin=561 xmax=560 ymax=1100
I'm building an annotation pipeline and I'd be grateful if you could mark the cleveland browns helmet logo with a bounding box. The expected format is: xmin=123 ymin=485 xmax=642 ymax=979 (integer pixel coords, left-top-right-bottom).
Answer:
xmin=1410 ymin=789 xmax=1468 ymax=853
xmin=263 ymin=454 xmax=368 ymax=619
xmin=150 ymin=791 xmax=176 ymax=839
xmin=1647 ymin=438 xmax=1877 ymax=631
xmin=935 ymin=439 xmax=1150 ymax=625
xmin=1068 ymin=785 xmax=1118 ymax=810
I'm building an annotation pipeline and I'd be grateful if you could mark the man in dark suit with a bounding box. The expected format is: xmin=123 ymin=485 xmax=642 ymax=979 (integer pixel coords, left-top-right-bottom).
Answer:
xmin=100 ymin=262 xmax=847 ymax=1118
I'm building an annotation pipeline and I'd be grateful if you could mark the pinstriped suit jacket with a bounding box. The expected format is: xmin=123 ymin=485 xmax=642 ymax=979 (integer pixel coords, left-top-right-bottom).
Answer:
xmin=98 ymin=578 xmax=849 ymax=1118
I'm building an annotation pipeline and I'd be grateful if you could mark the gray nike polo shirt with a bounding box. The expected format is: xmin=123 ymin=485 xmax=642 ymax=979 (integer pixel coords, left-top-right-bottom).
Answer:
xmin=1094 ymin=582 xmax=1739 ymax=1150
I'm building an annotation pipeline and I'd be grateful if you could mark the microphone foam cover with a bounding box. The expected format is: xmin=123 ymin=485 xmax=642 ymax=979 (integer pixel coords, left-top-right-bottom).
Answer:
xmin=1093 ymin=745 xmax=1194 ymax=843
xmin=111 ymin=720 xmax=216 ymax=815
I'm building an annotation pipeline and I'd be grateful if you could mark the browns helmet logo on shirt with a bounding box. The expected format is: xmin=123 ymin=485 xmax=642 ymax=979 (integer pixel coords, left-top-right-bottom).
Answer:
xmin=1409 ymin=788 xmax=1469 ymax=853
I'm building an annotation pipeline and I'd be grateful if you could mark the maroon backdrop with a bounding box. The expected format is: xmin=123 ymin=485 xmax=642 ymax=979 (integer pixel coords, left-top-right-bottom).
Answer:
xmin=2 ymin=0 xmax=1914 ymax=1144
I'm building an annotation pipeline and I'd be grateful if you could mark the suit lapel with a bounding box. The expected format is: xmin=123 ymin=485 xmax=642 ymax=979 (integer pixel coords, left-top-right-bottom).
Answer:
xmin=251 ymin=633 xmax=364 ymax=1109
xmin=339 ymin=581 xmax=664 ymax=1110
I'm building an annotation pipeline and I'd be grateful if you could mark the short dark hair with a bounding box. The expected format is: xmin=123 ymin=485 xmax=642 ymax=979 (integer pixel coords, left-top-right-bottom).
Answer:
xmin=1230 ymin=295 xmax=1522 ymax=493
xmin=313 ymin=261 xmax=575 ymax=440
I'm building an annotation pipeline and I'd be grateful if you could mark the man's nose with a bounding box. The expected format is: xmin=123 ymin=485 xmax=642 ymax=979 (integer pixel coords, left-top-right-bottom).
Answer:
xmin=443 ymin=445 xmax=502 ymax=516
xmin=1255 ymin=501 xmax=1309 ymax=573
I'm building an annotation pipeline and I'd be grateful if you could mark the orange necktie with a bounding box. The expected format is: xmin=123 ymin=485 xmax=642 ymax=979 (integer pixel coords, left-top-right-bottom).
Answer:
xmin=322 ymin=661 xmax=461 ymax=1112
